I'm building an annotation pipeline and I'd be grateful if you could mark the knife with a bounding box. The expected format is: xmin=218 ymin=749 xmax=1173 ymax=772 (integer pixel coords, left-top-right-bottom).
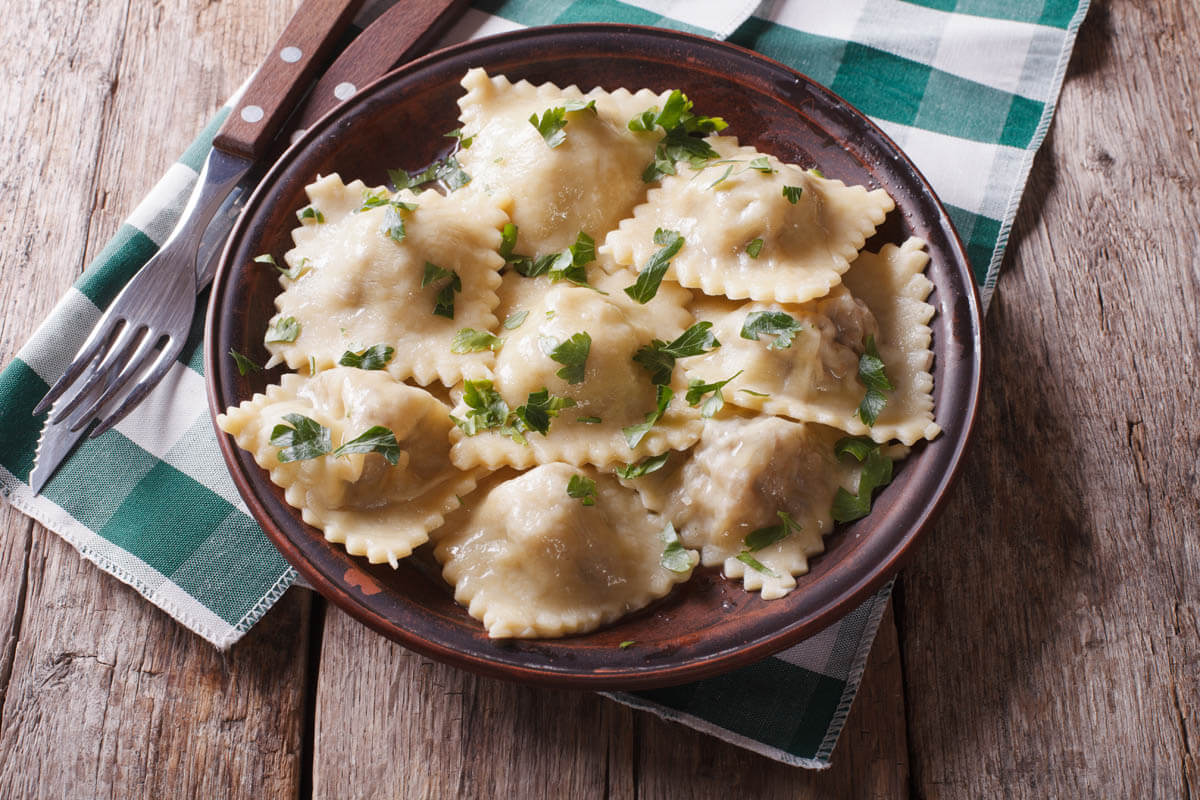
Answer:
xmin=30 ymin=0 xmax=468 ymax=494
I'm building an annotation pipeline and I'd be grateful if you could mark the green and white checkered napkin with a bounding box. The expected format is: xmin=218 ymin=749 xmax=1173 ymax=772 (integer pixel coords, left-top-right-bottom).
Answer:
xmin=0 ymin=0 xmax=1088 ymax=768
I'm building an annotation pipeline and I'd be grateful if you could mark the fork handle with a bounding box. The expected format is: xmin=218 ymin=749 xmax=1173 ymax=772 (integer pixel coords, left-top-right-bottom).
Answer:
xmin=212 ymin=0 xmax=365 ymax=161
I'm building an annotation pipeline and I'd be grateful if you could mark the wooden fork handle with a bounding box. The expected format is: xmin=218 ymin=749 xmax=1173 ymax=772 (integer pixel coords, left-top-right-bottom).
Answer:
xmin=291 ymin=0 xmax=472 ymax=132
xmin=212 ymin=0 xmax=365 ymax=160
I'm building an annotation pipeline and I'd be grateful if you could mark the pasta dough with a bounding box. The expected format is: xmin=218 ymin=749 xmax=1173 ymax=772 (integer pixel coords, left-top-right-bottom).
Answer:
xmin=432 ymin=464 xmax=698 ymax=638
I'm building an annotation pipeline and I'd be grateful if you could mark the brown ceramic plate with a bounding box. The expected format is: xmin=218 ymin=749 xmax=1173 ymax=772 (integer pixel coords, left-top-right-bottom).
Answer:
xmin=206 ymin=24 xmax=981 ymax=689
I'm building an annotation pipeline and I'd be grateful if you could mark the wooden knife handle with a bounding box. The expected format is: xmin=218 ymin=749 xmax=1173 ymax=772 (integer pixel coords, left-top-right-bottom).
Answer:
xmin=290 ymin=0 xmax=472 ymax=133
xmin=212 ymin=0 xmax=365 ymax=160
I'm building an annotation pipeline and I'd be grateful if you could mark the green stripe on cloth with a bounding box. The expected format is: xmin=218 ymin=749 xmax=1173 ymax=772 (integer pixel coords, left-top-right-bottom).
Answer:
xmin=0 ymin=359 xmax=48 ymax=486
xmin=43 ymin=431 xmax=159 ymax=530
xmin=74 ymin=226 xmax=159 ymax=309
xmin=945 ymin=203 xmax=1002 ymax=286
xmin=477 ymin=0 xmax=710 ymax=35
xmin=727 ymin=18 xmax=849 ymax=89
xmin=904 ymin=0 xmax=1080 ymax=29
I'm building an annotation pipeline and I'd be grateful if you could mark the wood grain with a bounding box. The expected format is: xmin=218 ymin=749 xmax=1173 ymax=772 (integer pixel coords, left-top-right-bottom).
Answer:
xmin=897 ymin=0 xmax=1200 ymax=796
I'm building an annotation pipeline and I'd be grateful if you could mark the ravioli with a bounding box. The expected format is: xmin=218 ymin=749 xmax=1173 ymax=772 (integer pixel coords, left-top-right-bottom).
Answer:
xmin=603 ymin=138 xmax=894 ymax=303
xmin=216 ymin=368 xmax=477 ymax=566
xmin=267 ymin=173 xmax=506 ymax=387
xmin=456 ymin=68 xmax=666 ymax=254
xmin=432 ymin=464 xmax=698 ymax=638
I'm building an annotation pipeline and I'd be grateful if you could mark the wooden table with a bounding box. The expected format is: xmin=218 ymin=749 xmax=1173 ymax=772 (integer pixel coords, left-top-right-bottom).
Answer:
xmin=1 ymin=1 xmax=1195 ymax=796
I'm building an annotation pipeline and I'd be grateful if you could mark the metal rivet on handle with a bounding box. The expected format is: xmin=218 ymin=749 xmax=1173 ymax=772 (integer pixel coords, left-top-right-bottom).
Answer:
xmin=333 ymin=82 xmax=357 ymax=101
xmin=241 ymin=105 xmax=265 ymax=123
xmin=280 ymin=46 xmax=302 ymax=63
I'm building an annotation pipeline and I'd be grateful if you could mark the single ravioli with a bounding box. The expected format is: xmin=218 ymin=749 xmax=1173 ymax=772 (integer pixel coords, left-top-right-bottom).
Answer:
xmin=680 ymin=287 xmax=887 ymax=438
xmin=455 ymin=67 xmax=667 ymax=254
xmin=432 ymin=464 xmax=698 ymax=638
xmin=619 ymin=417 xmax=861 ymax=599
xmin=449 ymin=276 xmax=702 ymax=469
xmin=602 ymin=137 xmax=894 ymax=303
xmin=216 ymin=367 xmax=478 ymax=566
xmin=267 ymin=173 xmax=505 ymax=387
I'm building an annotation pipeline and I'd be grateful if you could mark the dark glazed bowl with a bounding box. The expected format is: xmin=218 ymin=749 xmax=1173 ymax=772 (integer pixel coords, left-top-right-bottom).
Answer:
xmin=206 ymin=25 xmax=982 ymax=689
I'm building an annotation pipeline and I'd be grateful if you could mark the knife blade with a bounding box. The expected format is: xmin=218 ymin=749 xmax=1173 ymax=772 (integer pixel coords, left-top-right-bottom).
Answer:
xmin=30 ymin=0 xmax=470 ymax=495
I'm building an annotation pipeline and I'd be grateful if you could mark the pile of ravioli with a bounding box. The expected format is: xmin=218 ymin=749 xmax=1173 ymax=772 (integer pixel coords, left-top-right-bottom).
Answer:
xmin=217 ymin=68 xmax=941 ymax=640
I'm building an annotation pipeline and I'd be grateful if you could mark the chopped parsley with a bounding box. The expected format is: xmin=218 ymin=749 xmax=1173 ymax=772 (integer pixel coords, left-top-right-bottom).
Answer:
xmin=514 ymin=388 xmax=576 ymax=435
xmin=622 ymin=384 xmax=673 ymax=448
xmin=513 ymin=231 xmax=597 ymax=287
xmin=782 ymin=185 xmax=803 ymax=204
xmin=541 ymin=331 xmax=591 ymax=384
xmin=444 ymin=127 xmax=474 ymax=149
xmin=619 ymin=640 xmax=636 ymax=649
xmin=576 ymin=415 xmax=602 ymax=424
xmin=388 ymin=156 xmax=472 ymax=192
xmin=331 ymin=425 xmax=401 ymax=465
xmin=339 ymin=344 xmax=395 ymax=370
xmin=265 ymin=316 xmax=300 ymax=343
xmin=615 ymin=452 xmax=669 ymax=480
xmin=743 ymin=510 xmax=802 ymax=552
xmin=566 ymin=473 xmax=598 ymax=506
xmin=633 ymin=321 xmax=720 ymax=385
xmin=529 ymin=99 xmax=597 ymax=148
xmin=270 ymin=413 xmax=331 ymax=462
xmin=450 ymin=379 xmax=525 ymax=442
xmin=745 ymin=238 xmax=764 ymax=258
xmin=297 ymin=205 xmax=324 ymax=224
xmin=856 ymin=336 xmax=893 ymax=426
xmin=624 ymin=228 xmax=684 ymax=304
xmin=659 ymin=522 xmax=694 ymax=573
xmin=831 ymin=436 xmax=894 ymax=522
xmin=628 ymin=90 xmax=728 ymax=182
xmin=735 ymin=551 xmax=779 ymax=578
xmin=706 ymin=163 xmax=735 ymax=189
xmin=748 ymin=156 xmax=775 ymax=174
xmin=808 ymin=167 xmax=825 ymax=178
xmin=376 ymin=199 xmax=419 ymax=244
xmin=257 ymin=252 xmax=311 ymax=281
xmin=740 ymin=388 xmax=770 ymax=398
xmin=502 ymin=310 xmax=529 ymax=330
xmin=421 ymin=262 xmax=461 ymax=318
xmin=740 ymin=311 xmax=803 ymax=350
xmin=685 ymin=370 xmax=742 ymax=418
xmin=228 ymin=348 xmax=260 ymax=375
xmin=450 ymin=328 xmax=502 ymax=354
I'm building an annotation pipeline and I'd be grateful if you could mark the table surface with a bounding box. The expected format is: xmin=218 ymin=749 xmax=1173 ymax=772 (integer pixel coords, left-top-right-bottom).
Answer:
xmin=2 ymin=1 xmax=1196 ymax=796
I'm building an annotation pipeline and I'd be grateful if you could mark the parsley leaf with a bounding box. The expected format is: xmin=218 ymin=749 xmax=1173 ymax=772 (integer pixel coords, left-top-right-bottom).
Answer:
xmin=256 ymin=252 xmax=311 ymax=280
xmin=624 ymin=228 xmax=684 ymax=303
xmin=745 ymin=238 xmax=764 ymax=258
xmin=808 ymin=167 xmax=825 ymax=178
xmin=542 ymin=331 xmax=591 ymax=384
xmin=856 ymin=336 xmax=893 ymax=425
xmin=339 ymin=344 xmax=395 ymax=370
xmin=503 ymin=310 xmax=529 ymax=330
xmin=576 ymin=415 xmax=602 ymax=424
xmin=270 ymin=413 xmax=332 ymax=462
xmin=514 ymin=388 xmax=576 ymax=435
xmin=707 ymin=163 xmax=735 ymax=189
xmin=622 ymin=384 xmax=673 ymax=448
xmin=629 ymin=90 xmax=728 ymax=182
xmin=444 ymin=127 xmax=474 ymax=149
xmin=421 ymin=262 xmax=461 ymax=318
xmin=388 ymin=156 xmax=472 ymax=192
xmin=736 ymin=551 xmax=780 ymax=578
xmin=685 ymin=369 xmax=742 ymax=418
xmin=567 ymin=474 xmax=598 ymax=506
xmin=450 ymin=379 xmax=526 ymax=443
xmin=529 ymin=99 xmax=597 ymax=148
xmin=619 ymin=640 xmax=636 ymax=649
xmin=297 ymin=205 xmax=324 ymax=224
xmin=748 ymin=156 xmax=775 ymax=174
xmin=831 ymin=436 xmax=895 ymax=522
xmin=743 ymin=510 xmax=802 ymax=552
xmin=513 ymin=231 xmax=597 ymax=287
xmin=740 ymin=388 xmax=770 ymax=398
xmin=229 ymin=348 xmax=260 ymax=375
xmin=265 ymin=316 xmax=300 ymax=343
xmin=782 ymin=185 xmax=803 ymax=204
xmin=633 ymin=321 xmax=720 ymax=385
xmin=499 ymin=222 xmax=520 ymax=261
xmin=615 ymin=452 xmax=669 ymax=480
xmin=451 ymin=328 xmax=502 ymax=354
xmin=331 ymin=425 xmax=401 ymax=465
xmin=659 ymin=522 xmax=694 ymax=573
xmin=379 ymin=200 xmax=418 ymax=244
xmin=740 ymin=311 xmax=803 ymax=350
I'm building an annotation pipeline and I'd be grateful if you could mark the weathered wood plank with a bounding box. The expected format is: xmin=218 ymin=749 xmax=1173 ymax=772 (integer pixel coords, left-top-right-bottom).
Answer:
xmin=899 ymin=0 xmax=1200 ymax=796
xmin=0 ymin=1 xmax=312 ymax=798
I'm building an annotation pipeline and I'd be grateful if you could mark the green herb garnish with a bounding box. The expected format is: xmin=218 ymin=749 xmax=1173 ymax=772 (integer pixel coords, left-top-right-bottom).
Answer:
xmin=229 ymin=348 xmax=260 ymax=375
xmin=514 ymin=388 xmax=577 ymax=435
xmin=270 ymin=413 xmax=332 ymax=462
xmin=782 ymin=185 xmax=803 ymax=204
xmin=576 ymin=415 xmax=602 ymax=424
xmin=331 ymin=425 xmax=401 ymax=465
xmin=450 ymin=379 xmax=525 ymax=442
xmin=633 ymin=321 xmax=720 ymax=385
xmin=659 ymin=522 xmax=694 ymax=573
xmin=444 ymin=127 xmax=474 ymax=149
xmin=735 ymin=551 xmax=780 ymax=578
xmin=615 ymin=453 xmax=669 ymax=480
xmin=740 ymin=388 xmax=770 ymax=398
xmin=748 ymin=156 xmax=775 ymax=173
xmin=265 ymin=316 xmax=300 ymax=343
xmin=740 ymin=311 xmax=803 ymax=350
xmin=628 ymin=90 xmax=728 ymax=182
xmin=707 ymin=163 xmax=735 ymax=189
xmin=831 ymin=436 xmax=894 ymax=522
xmin=529 ymin=99 xmax=597 ymax=148
xmin=745 ymin=238 xmax=764 ymax=258
xmin=622 ymin=384 xmax=673 ymax=448
xmin=542 ymin=331 xmax=591 ymax=384
xmin=685 ymin=370 xmax=742 ymax=418
xmin=743 ymin=510 xmax=802 ymax=552
xmin=377 ymin=200 xmax=419 ymax=244
xmin=619 ymin=640 xmax=636 ymax=649
xmin=339 ymin=344 xmax=395 ymax=370
xmin=451 ymin=328 xmax=502 ymax=354
xmin=297 ymin=205 xmax=324 ymax=224
xmin=856 ymin=336 xmax=893 ymax=426
xmin=625 ymin=228 xmax=684 ymax=304
xmin=421 ymin=262 xmax=461 ymax=319
xmin=567 ymin=473 xmax=598 ymax=506
xmin=503 ymin=310 xmax=529 ymax=330
xmin=808 ymin=167 xmax=825 ymax=178
xmin=389 ymin=156 xmax=472 ymax=192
